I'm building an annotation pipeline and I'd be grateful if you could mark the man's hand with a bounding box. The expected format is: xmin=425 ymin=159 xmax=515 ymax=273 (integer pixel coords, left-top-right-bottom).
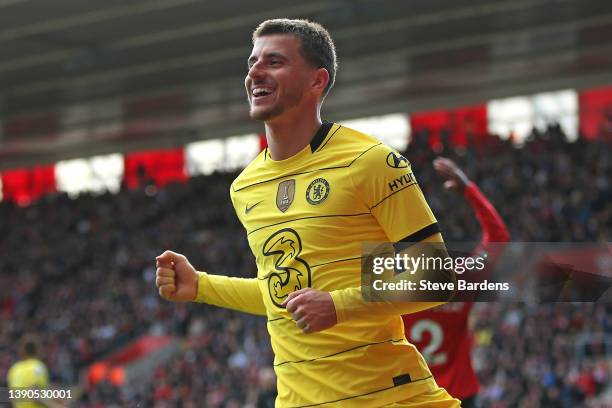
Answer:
xmin=282 ymin=288 xmax=337 ymax=334
xmin=155 ymin=250 xmax=198 ymax=302
xmin=433 ymin=157 xmax=470 ymax=192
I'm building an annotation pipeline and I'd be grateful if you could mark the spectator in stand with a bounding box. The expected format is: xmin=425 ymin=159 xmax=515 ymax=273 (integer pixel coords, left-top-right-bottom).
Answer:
xmin=7 ymin=337 xmax=49 ymax=408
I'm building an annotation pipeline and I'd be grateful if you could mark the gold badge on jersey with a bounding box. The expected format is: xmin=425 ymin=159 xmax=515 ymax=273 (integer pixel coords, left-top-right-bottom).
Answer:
xmin=276 ymin=179 xmax=295 ymax=212
xmin=306 ymin=178 xmax=330 ymax=205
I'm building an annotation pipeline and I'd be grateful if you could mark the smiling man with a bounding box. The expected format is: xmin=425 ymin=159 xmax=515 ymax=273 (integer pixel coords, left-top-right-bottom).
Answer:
xmin=156 ymin=19 xmax=459 ymax=407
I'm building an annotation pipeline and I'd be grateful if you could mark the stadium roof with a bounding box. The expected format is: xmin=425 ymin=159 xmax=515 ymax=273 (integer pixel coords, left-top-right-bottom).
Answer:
xmin=1 ymin=0 xmax=612 ymax=168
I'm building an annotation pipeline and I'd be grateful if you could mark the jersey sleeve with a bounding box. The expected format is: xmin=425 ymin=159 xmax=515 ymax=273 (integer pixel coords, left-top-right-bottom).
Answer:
xmin=334 ymin=145 xmax=448 ymax=322
xmin=195 ymin=272 xmax=267 ymax=316
xmin=352 ymin=144 xmax=439 ymax=243
xmin=330 ymin=232 xmax=449 ymax=323
xmin=331 ymin=286 xmax=446 ymax=323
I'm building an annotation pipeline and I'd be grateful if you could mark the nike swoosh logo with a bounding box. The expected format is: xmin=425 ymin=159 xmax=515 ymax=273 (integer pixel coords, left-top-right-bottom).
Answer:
xmin=245 ymin=201 xmax=262 ymax=214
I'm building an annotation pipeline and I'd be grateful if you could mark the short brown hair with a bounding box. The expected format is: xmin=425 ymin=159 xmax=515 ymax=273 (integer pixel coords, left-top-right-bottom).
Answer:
xmin=253 ymin=19 xmax=337 ymax=97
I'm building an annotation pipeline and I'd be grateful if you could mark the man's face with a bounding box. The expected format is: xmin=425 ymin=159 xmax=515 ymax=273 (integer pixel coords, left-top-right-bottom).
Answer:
xmin=245 ymin=34 xmax=314 ymax=121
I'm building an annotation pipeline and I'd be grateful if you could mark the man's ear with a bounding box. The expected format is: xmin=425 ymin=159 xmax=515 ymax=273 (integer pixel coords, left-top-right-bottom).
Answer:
xmin=311 ymin=68 xmax=329 ymax=95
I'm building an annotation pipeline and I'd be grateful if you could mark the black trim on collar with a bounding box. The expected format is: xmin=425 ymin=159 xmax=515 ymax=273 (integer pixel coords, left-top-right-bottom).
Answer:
xmin=310 ymin=122 xmax=333 ymax=152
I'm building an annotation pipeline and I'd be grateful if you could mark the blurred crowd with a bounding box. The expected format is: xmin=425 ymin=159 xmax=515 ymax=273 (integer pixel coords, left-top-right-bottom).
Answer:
xmin=411 ymin=123 xmax=609 ymax=243
xmin=0 ymin=124 xmax=609 ymax=407
xmin=412 ymin=124 xmax=610 ymax=407
xmin=471 ymin=303 xmax=609 ymax=408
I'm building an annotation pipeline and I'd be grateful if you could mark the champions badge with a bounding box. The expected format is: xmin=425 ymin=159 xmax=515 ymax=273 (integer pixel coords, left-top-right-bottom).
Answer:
xmin=276 ymin=179 xmax=295 ymax=212
xmin=306 ymin=178 xmax=330 ymax=205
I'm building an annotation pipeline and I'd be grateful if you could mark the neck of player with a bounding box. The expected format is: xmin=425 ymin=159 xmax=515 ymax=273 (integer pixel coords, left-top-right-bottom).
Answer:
xmin=265 ymin=106 xmax=322 ymax=161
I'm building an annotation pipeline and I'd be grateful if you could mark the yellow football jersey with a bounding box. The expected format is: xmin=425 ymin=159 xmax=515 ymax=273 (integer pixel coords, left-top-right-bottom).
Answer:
xmin=6 ymin=358 xmax=49 ymax=408
xmin=197 ymin=123 xmax=450 ymax=407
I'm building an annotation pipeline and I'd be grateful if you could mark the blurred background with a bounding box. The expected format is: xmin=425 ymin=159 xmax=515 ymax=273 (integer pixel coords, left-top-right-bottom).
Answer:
xmin=0 ymin=0 xmax=610 ymax=407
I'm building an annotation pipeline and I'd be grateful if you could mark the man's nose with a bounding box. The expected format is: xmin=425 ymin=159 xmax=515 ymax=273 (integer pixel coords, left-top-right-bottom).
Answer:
xmin=248 ymin=61 xmax=265 ymax=81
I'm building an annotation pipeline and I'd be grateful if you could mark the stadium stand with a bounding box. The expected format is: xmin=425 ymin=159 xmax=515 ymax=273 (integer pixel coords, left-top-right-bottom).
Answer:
xmin=0 ymin=124 xmax=609 ymax=407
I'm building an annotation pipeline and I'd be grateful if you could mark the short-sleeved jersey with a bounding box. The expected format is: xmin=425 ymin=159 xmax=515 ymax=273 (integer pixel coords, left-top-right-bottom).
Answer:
xmin=230 ymin=123 xmax=442 ymax=407
xmin=7 ymin=358 xmax=49 ymax=408
xmin=402 ymin=302 xmax=479 ymax=400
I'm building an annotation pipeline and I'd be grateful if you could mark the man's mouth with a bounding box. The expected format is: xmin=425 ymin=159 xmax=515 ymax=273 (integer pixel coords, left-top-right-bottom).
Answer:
xmin=252 ymin=87 xmax=274 ymax=100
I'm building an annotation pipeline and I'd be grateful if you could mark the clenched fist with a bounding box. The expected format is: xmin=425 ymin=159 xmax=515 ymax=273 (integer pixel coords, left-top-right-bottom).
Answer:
xmin=155 ymin=250 xmax=198 ymax=302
